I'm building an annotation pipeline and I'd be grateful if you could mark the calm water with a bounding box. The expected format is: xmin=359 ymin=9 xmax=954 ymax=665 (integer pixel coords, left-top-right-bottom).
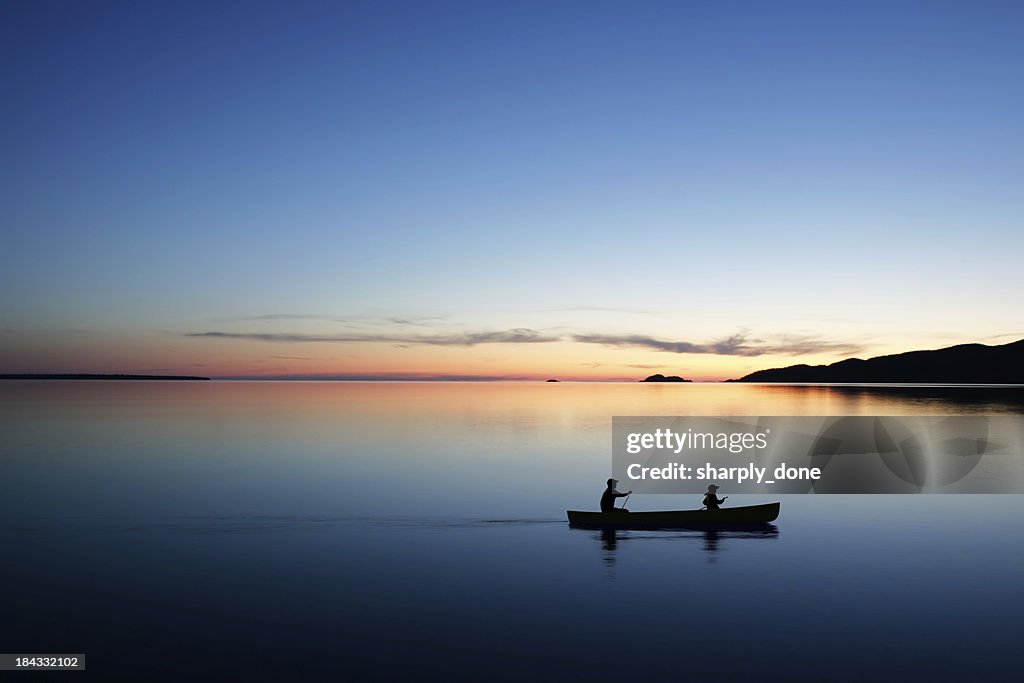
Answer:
xmin=2 ymin=381 xmax=1023 ymax=681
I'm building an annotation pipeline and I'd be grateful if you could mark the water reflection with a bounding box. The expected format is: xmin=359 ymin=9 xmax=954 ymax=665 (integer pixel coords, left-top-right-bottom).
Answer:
xmin=589 ymin=524 xmax=779 ymax=566
xmin=700 ymin=525 xmax=779 ymax=560
xmin=820 ymin=385 xmax=1024 ymax=413
xmin=2 ymin=382 xmax=1022 ymax=681
xmin=600 ymin=528 xmax=618 ymax=554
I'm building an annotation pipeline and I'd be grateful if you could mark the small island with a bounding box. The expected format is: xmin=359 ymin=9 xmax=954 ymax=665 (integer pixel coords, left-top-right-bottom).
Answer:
xmin=641 ymin=374 xmax=692 ymax=383
xmin=545 ymin=379 xmax=560 ymax=382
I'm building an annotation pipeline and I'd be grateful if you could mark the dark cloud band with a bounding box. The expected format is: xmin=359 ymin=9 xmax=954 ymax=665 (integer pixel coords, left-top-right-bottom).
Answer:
xmin=187 ymin=329 xmax=558 ymax=346
xmin=571 ymin=333 xmax=862 ymax=357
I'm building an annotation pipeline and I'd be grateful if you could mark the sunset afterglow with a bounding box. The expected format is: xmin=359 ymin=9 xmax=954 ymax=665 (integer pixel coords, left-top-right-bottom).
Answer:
xmin=2 ymin=2 xmax=1022 ymax=380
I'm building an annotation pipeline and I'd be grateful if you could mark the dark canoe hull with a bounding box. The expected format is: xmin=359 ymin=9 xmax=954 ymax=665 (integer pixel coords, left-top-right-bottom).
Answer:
xmin=567 ymin=503 xmax=780 ymax=529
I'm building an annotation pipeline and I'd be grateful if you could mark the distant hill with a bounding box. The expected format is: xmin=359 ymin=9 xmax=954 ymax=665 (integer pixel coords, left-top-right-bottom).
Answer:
xmin=729 ymin=339 xmax=1024 ymax=383
xmin=0 ymin=374 xmax=210 ymax=381
xmin=642 ymin=374 xmax=692 ymax=383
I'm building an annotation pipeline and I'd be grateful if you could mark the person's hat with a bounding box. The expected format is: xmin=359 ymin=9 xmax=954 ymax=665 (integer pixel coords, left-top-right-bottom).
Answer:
xmin=707 ymin=484 xmax=719 ymax=491
xmin=607 ymin=478 xmax=618 ymax=486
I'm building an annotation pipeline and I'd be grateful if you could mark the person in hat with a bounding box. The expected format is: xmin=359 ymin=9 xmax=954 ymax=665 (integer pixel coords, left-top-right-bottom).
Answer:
xmin=703 ymin=484 xmax=728 ymax=510
xmin=600 ymin=478 xmax=632 ymax=513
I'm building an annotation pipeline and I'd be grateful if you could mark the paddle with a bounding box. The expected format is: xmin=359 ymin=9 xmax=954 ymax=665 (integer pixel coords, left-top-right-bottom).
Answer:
xmin=620 ymin=493 xmax=631 ymax=510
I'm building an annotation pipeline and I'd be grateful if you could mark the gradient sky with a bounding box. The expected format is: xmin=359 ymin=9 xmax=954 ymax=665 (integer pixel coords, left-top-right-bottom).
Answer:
xmin=2 ymin=0 xmax=1022 ymax=380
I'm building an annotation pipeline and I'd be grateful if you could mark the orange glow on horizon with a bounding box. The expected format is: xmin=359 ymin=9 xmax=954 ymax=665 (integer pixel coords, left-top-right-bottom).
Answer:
xmin=2 ymin=329 xmax=992 ymax=382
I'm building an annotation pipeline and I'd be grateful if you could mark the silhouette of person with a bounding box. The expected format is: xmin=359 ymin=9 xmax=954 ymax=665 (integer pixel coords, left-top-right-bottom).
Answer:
xmin=703 ymin=484 xmax=728 ymax=510
xmin=600 ymin=478 xmax=632 ymax=513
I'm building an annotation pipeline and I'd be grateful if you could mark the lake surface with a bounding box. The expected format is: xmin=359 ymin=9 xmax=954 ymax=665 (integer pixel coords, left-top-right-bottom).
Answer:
xmin=2 ymin=381 xmax=1023 ymax=681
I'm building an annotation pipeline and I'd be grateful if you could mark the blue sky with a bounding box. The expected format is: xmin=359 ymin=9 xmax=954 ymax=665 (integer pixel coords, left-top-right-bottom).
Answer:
xmin=2 ymin=1 xmax=1022 ymax=378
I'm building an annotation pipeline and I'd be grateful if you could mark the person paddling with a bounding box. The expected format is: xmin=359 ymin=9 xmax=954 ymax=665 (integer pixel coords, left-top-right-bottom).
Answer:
xmin=601 ymin=478 xmax=632 ymax=513
xmin=703 ymin=484 xmax=727 ymax=510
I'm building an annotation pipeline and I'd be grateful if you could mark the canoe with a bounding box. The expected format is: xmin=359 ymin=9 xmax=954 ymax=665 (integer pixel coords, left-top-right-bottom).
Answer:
xmin=566 ymin=502 xmax=780 ymax=529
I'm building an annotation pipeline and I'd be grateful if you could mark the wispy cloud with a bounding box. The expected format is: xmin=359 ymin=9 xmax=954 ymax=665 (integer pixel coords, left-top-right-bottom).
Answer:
xmin=212 ymin=313 xmax=341 ymax=322
xmin=187 ymin=328 xmax=558 ymax=346
xmin=386 ymin=316 xmax=448 ymax=327
xmin=533 ymin=305 xmax=655 ymax=315
xmin=756 ymin=336 xmax=865 ymax=356
xmin=2 ymin=328 xmax=92 ymax=336
xmin=188 ymin=325 xmax=863 ymax=358
xmin=210 ymin=313 xmax=450 ymax=327
xmin=982 ymin=332 xmax=1024 ymax=342
xmin=572 ymin=333 xmax=863 ymax=357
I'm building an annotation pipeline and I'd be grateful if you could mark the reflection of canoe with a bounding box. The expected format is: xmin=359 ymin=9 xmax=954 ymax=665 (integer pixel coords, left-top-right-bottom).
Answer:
xmin=567 ymin=503 xmax=780 ymax=529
